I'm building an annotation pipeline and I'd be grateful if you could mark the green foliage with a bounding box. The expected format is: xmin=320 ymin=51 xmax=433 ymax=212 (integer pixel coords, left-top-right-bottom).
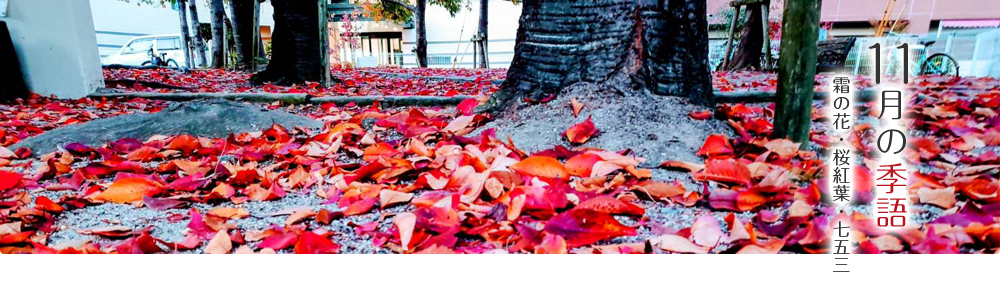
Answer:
xmin=361 ymin=0 xmax=467 ymax=24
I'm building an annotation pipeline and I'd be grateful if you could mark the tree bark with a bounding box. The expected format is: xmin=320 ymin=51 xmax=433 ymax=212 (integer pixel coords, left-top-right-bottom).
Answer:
xmin=415 ymin=0 xmax=428 ymax=67
xmin=230 ymin=0 xmax=260 ymax=70
xmin=209 ymin=0 xmax=226 ymax=68
xmin=773 ymin=0 xmax=821 ymax=146
xmin=251 ymin=0 xmax=329 ymax=86
xmin=491 ymin=0 xmax=713 ymax=109
xmin=725 ymin=2 xmax=765 ymax=71
xmin=177 ymin=0 xmax=193 ymax=68
xmin=476 ymin=0 xmax=488 ymax=68
xmin=188 ymin=0 xmax=209 ymax=68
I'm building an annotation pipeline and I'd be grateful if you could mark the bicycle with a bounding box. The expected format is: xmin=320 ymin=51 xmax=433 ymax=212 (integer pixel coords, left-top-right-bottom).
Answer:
xmin=141 ymin=47 xmax=180 ymax=68
xmin=882 ymin=32 xmax=960 ymax=77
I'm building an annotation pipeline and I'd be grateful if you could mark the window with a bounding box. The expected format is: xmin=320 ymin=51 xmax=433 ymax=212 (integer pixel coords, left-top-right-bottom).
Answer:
xmin=156 ymin=37 xmax=181 ymax=51
xmin=124 ymin=38 xmax=154 ymax=54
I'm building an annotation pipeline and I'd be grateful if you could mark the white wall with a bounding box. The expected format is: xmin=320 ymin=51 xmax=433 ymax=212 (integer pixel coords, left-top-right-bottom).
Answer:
xmin=400 ymin=1 xmax=521 ymax=68
xmin=3 ymin=0 xmax=104 ymax=98
xmin=90 ymin=0 xmax=275 ymax=59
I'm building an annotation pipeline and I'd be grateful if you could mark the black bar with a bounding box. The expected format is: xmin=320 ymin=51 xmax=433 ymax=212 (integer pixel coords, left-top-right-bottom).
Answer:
xmin=736 ymin=255 xmax=812 ymax=291
xmin=930 ymin=255 xmax=1000 ymax=291
xmin=865 ymin=254 xmax=906 ymax=272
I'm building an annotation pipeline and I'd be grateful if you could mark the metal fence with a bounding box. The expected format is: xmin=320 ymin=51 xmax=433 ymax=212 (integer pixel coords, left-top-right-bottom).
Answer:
xmin=709 ymin=28 xmax=1000 ymax=78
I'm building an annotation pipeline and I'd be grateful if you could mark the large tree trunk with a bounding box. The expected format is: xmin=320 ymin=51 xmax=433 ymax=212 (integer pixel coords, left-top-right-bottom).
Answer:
xmin=209 ymin=0 xmax=226 ymax=68
xmin=177 ymin=0 xmax=193 ymax=68
xmin=725 ymin=2 xmax=765 ymax=71
xmin=773 ymin=0 xmax=821 ymax=146
xmin=476 ymin=0 xmax=488 ymax=68
xmin=230 ymin=0 xmax=260 ymax=70
xmin=483 ymin=0 xmax=717 ymax=167
xmin=415 ymin=0 xmax=428 ymax=67
xmin=188 ymin=0 xmax=209 ymax=67
xmin=251 ymin=0 xmax=329 ymax=86
xmin=491 ymin=0 xmax=713 ymax=108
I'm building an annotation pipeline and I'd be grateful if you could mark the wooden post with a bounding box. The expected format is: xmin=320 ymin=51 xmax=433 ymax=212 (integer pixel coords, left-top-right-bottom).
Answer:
xmin=721 ymin=7 xmax=741 ymax=70
xmin=760 ymin=5 xmax=771 ymax=68
xmin=773 ymin=0 xmax=821 ymax=146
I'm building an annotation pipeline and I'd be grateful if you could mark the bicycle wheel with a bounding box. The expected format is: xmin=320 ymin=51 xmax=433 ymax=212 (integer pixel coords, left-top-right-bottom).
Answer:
xmin=166 ymin=59 xmax=179 ymax=68
xmin=141 ymin=61 xmax=154 ymax=67
xmin=920 ymin=53 xmax=960 ymax=76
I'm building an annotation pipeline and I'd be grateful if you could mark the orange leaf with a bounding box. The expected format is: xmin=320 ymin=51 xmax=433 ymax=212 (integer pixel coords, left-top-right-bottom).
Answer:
xmin=658 ymin=160 xmax=705 ymax=172
xmin=917 ymin=187 xmax=957 ymax=209
xmin=204 ymin=230 xmax=232 ymax=254
xmin=394 ymin=212 xmax=417 ymax=252
xmin=694 ymin=159 xmax=751 ymax=185
xmin=570 ymin=97 xmax=584 ymax=117
xmin=379 ymin=189 xmax=414 ymax=209
xmin=689 ymin=110 xmax=713 ymax=120
xmin=632 ymin=180 xmax=685 ymax=201
xmin=763 ymin=138 xmax=799 ymax=159
xmin=961 ymin=178 xmax=999 ymax=203
xmin=207 ymin=207 xmax=249 ymax=219
xmin=363 ymin=143 xmax=400 ymax=163
xmin=696 ymin=134 xmax=734 ymax=158
xmin=656 ymin=234 xmax=709 ymax=254
xmin=563 ymin=116 xmax=598 ymax=145
xmin=565 ymin=153 xmax=602 ymax=177
xmin=93 ymin=177 xmax=162 ymax=203
xmin=576 ymin=196 xmax=645 ymax=216
xmin=535 ymin=234 xmax=568 ymax=254
xmin=509 ymin=156 xmax=570 ymax=181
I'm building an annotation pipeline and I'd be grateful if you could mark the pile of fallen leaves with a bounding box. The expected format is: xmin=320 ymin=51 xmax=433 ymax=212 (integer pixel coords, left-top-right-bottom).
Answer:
xmin=0 ymin=95 xmax=167 ymax=148
xmin=1 ymin=73 xmax=997 ymax=254
xmin=103 ymin=68 xmax=499 ymax=97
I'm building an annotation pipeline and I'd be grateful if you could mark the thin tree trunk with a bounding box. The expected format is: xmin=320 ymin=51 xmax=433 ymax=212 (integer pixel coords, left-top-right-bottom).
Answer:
xmin=188 ymin=0 xmax=209 ymax=67
xmin=492 ymin=0 xmax=713 ymax=108
xmin=209 ymin=0 xmax=226 ymax=68
xmin=415 ymin=0 xmax=428 ymax=67
xmin=251 ymin=0 xmax=329 ymax=86
xmin=477 ymin=0 xmax=488 ymax=68
xmin=231 ymin=0 xmax=260 ymax=70
xmin=177 ymin=0 xmax=193 ymax=68
xmin=725 ymin=2 xmax=766 ymax=71
xmin=773 ymin=0 xmax=821 ymax=145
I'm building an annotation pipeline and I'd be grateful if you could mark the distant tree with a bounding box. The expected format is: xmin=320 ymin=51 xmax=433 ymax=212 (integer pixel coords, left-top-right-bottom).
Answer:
xmin=359 ymin=0 xmax=464 ymax=67
xmin=229 ymin=0 xmax=262 ymax=70
xmin=187 ymin=0 xmax=209 ymax=67
xmin=208 ymin=0 xmax=226 ymax=68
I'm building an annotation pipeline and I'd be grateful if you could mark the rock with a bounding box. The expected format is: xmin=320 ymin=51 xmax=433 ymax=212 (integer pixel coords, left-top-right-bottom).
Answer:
xmin=12 ymin=99 xmax=322 ymax=155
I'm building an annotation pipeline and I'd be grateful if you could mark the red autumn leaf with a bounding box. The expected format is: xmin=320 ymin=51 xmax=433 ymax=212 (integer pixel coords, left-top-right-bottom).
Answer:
xmin=696 ymin=134 xmax=734 ymax=158
xmin=694 ymin=158 xmax=751 ymax=186
xmin=535 ymin=234 xmax=568 ymax=254
xmin=294 ymin=231 xmax=340 ymax=254
xmin=343 ymin=197 xmax=377 ymax=216
xmin=165 ymin=135 xmax=201 ymax=154
xmin=456 ymin=98 xmax=479 ymax=115
xmin=509 ymin=156 xmax=570 ymax=181
xmin=258 ymin=232 xmax=299 ymax=251
xmin=689 ymin=110 xmax=713 ymax=120
xmin=0 ymin=170 xmax=23 ymax=191
xmin=543 ymin=208 xmax=637 ymax=248
xmin=576 ymin=196 xmax=645 ymax=216
xmin=34 ymin=196 xmax=64 ymax=213
xmin=563 ymin=116 xmax=598 ymax=145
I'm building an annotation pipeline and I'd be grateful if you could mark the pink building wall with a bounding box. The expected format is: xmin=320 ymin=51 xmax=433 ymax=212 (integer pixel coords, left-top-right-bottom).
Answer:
xmin=707 ymin=0 xmax=1000 ymax=34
